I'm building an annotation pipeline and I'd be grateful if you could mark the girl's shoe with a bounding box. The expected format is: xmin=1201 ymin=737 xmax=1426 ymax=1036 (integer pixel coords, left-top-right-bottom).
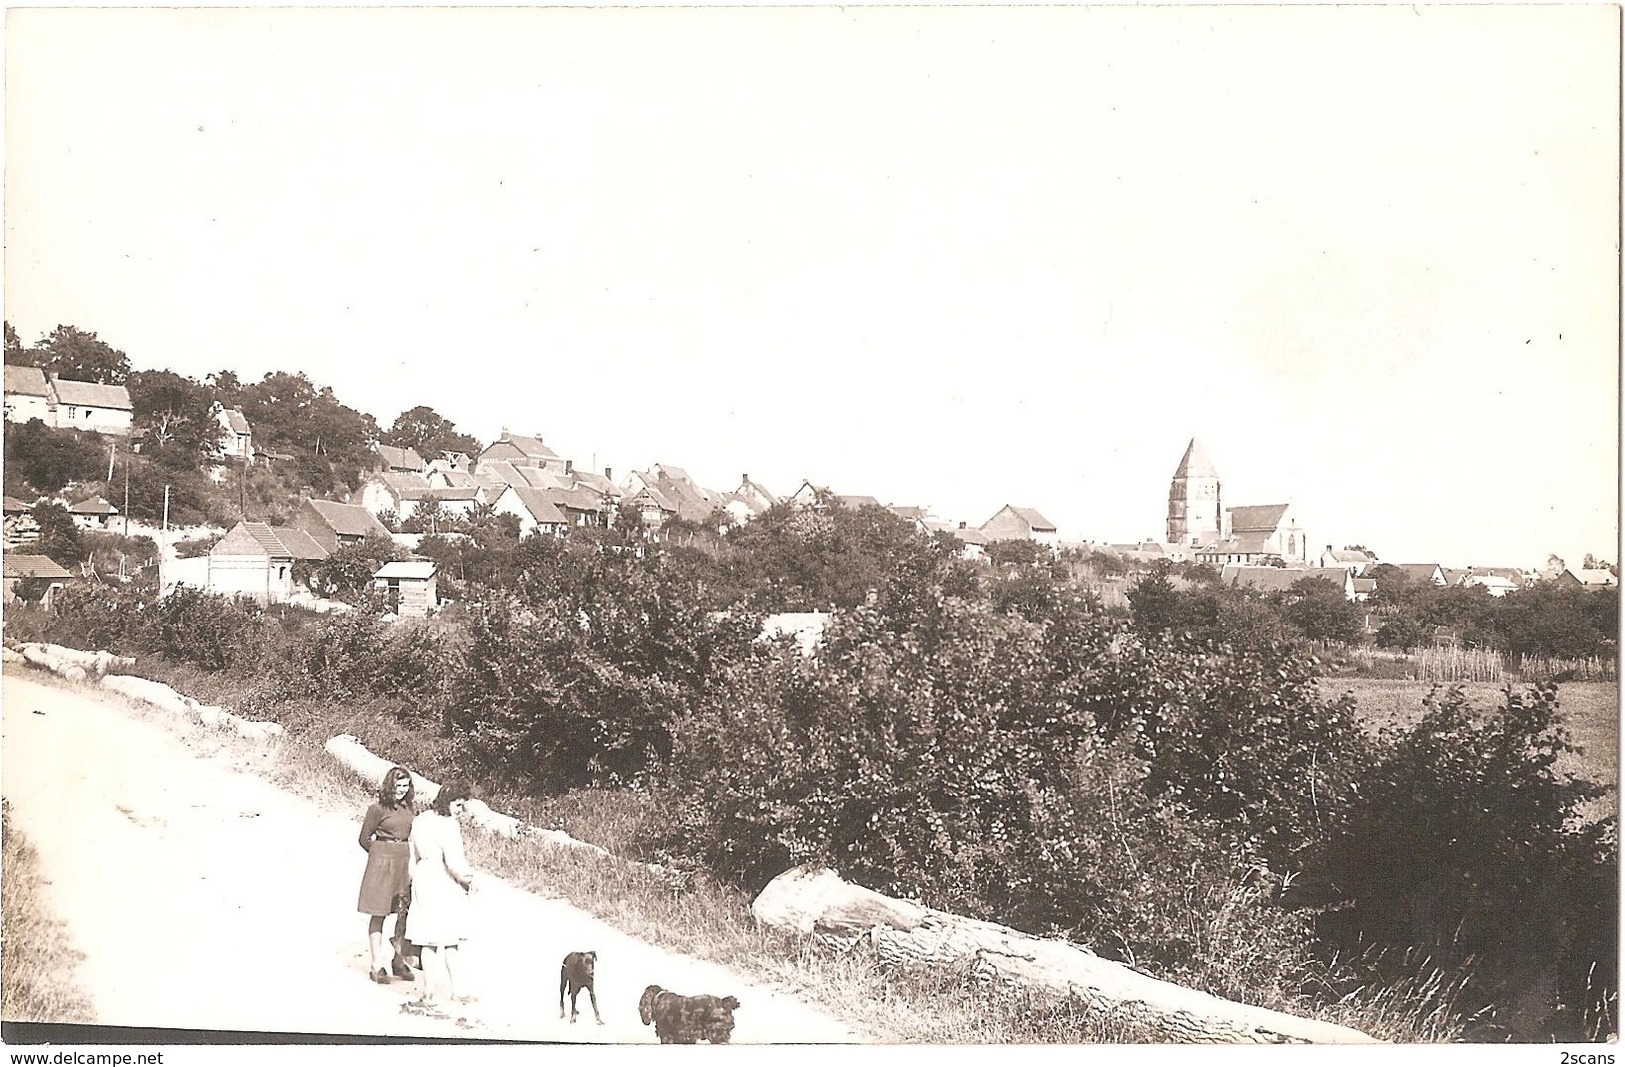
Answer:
xmin=391 ymin=959 xmax=414 ymax=980
xmin=372 ymin=968 xmax=391 ymax=984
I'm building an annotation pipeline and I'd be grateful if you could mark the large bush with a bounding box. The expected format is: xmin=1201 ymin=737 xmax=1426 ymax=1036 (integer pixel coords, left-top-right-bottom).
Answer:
xmin=1317 ymin=684 xmax=1616 ymax=1039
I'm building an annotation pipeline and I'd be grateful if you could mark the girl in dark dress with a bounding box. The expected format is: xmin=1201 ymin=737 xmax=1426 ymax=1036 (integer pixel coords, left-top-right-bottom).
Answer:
xmin=358 ymin=765 xmax=417 ymax=984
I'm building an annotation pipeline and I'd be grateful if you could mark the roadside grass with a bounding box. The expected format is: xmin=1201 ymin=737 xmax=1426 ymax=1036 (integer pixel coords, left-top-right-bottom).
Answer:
xmin=1 ymin=801 xmax=96 ymax=1024
xmin=9 ymin=660 xmax=1475 ymax=1043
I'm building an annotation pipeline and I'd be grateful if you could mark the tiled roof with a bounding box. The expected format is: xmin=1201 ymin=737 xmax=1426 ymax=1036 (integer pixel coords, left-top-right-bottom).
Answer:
xmin=4 ymin=364 xmax=52 ymax=398
xmin=951 ymin=526 xmax=991 ymax=546
xmin=483 ymin=433 xmax=558 ymax=462
xmin=270 ymin=526 xmax=329 ymax=560
xmin=629 ymin=484 xmax=678 ymax=513
xmin=1227 ymin=504 xmax=1290 ymax=532
xmin=69 ymin=496 xmax=117 ymax=515
xmin=1390 ymin=564 xmax=1444 ymax=582
xmin=549 ymin=485 xmax=608 ymax=513
xmin=50 ymin=377 xmax=132 ymax=411
xmin=378 ymin=471 xmax=432 ymax=493
xmin=1573 ymin=568 xmax=1617 ymax=587
xmin=377 ymin=444 xmax=427 ymax=470
xmin=836 ymin=494 xmax=883 ymax=510
xmin=3 ymin=554 xmax=73 ymax=579
xmin=305 ymin=499 xmax=391 ymax=539
xmin=220 ymin=407 xmax=251 ymax=435
xmin=1220 ymin=564 xmax=1323 ymax=593
xmin=2 ymin=496 xmax=31 ymax=513
xmin=1466 ymin=567 xmax=1526 ymax=587
xmin=504 ymin=487 xmax=568 ymax=526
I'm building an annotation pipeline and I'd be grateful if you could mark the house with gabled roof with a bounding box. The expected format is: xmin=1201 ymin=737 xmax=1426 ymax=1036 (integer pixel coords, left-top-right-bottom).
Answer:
xmin=1462 ymin=566 xmax=1528 ymax=592
xmin=1318 ymin=546 xmax=1375 ymax=573
xmin=623 ymin=464 xmax=721 ymax=524
xmin=624 ymin=483 xmax=679 ymax=533
xmin=3 ymin=365 xmax=57 ymax=425
xmin=50 ymin=376 xmax=133 ymax=436
xmin=1387 ymin=563 xmax=1448 ymax=586
xmin=398 ymin=485 xmax=489 ymax=525
xmin=488 ymin=485 xmax=569 ymax=538
xmin=68 ymin=495 xmax=118 ymax=530
xmin=1554 ymin=567 xmax=1619 ymax=590
xmin=205 ymin=521 xmax=329 ymax=604
xmin=291 ymin=498 xmax=392 ymax=555
xmin=376 ymin=444 xmax=427 ymax=473
xmin=1220 ymin=563 xmax=1326 ymax=595
xmin=217 ymin=407 xmax=254 ymax=462
xmin=786 ymin=480 xmax=831 ymax=509
xmin=359 ymin=471 xmax=432 ymax=520
xmin=478 ymin=430 xmax=566 ymax=473
xmin=4 ymin=553 xmax=75 ymax=607
xmin=981 ymin=505 xmax=1059 ymax=548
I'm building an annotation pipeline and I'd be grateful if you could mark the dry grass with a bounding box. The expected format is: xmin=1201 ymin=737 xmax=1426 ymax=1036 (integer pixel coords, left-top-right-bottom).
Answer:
xmin=1 ymin=801 xmax=97 ymax=1024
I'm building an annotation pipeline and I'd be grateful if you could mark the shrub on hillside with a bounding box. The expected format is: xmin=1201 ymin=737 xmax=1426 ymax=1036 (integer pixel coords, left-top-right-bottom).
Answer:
xmin=1317 ymin=684 xmax=1617 ymax=1040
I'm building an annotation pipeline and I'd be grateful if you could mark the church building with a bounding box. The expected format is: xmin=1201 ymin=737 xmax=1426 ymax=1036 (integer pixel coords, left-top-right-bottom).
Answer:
xmin=1166 ymin=438 xmax=1308 ymax=565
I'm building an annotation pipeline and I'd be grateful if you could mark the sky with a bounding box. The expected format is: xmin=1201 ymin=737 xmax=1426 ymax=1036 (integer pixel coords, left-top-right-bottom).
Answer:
xmin=4 ymin=5 xmax=1619 ymax=570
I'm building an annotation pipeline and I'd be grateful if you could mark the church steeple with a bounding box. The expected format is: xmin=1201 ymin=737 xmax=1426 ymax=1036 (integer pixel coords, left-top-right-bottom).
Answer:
xmin=1167 ymin=437 xmax=1222 ymax=546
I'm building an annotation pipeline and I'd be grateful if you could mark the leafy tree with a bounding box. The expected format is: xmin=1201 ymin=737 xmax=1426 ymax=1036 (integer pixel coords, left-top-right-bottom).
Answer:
xmin=308 ymin=533 xmax=407 ymax=604
xmin=29 ymin=325 xmax=131 ymax=384
xmin=127 ymin=369 xmax=220 ymax=460
xmin=32 ymin=500 xmax=85 ymax=566
xmin=381 ymin=405 xmax=481 ymax=459
xmin=1283 ymin=575 xmax=1363 ymax=644
xmin=3 ymin=419 xmax=109 ymax=494
xmin=235 ymin=372 xmax=379 ymax=492
xmin=1374 ymin=614 xmax=1427 ymax=651
xmin=3 ymin=321 xmax=23 ymax=361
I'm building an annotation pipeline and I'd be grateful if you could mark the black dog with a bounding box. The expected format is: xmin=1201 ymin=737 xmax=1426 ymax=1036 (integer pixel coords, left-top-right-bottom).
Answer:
xmin=638 ymin=984 xmax=740 ymax=1044
xmin=560 ymin=951 xmax=603 ymax=1024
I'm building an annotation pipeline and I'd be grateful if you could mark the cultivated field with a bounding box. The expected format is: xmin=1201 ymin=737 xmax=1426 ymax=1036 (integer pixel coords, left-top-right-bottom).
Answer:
xmin=1324 ymin=678 xmax=1620 ymax=819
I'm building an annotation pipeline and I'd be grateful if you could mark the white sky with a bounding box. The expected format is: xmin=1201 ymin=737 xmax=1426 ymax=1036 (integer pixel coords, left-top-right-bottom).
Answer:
xmin=4 ymin=5 xmax=1618 ymax=569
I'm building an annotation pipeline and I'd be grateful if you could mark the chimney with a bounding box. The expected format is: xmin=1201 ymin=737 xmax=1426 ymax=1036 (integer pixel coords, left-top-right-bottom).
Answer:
xmin=565 ymin=459 xmax=574 ymax=475
xmin=958 ymin=521 xmax=967 ymax=529
xmin=604 ymin=467 xmax=613 ymax=480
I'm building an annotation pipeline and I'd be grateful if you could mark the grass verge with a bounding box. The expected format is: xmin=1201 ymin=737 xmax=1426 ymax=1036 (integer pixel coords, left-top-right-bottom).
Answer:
xmin=1 ymin=801 xmax=97 ymax=1024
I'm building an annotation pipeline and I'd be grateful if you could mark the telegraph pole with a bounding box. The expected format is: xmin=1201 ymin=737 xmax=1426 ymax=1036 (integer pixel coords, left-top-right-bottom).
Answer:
xmin=123 ymin=456 xmax=130 ymax=537
xmin=162 ymin=484 xmax=171 ymax=533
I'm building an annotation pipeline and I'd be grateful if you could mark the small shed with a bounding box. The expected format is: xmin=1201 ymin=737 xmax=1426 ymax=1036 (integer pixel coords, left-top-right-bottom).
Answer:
xmin=4 ymin=554 xmax=74 ymax=607
xmin=373 ymin=560 xmax=438 ymax=617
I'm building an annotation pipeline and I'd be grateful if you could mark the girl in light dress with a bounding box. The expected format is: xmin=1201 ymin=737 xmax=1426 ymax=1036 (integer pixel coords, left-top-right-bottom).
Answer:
xmin=405 ymin=779 xmax=478 ymax=1011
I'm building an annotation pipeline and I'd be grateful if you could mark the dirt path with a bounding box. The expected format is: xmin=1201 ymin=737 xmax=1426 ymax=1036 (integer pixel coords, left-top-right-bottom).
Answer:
xmin=1 ymin=672 xmax=867 ymax=1043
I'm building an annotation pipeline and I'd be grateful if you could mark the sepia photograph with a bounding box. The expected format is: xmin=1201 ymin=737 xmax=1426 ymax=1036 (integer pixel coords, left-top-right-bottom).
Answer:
xmin=1 ymin=3 xmax=1618 ymax=1058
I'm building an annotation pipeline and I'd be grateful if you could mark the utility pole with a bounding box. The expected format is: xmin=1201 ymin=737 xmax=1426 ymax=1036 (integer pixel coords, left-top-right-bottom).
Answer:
xmin=122 ymin=457 xmax=130 ymax=537
xmin=107 ymin=439 xmax=116 ymax=482
xmin=162 ymin=484 xmax=171 ymax=533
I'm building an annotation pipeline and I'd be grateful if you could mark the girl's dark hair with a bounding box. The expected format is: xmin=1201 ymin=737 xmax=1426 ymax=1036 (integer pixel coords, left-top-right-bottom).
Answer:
xmin=378 ymin=766 xmax=416 ymax=809
xmin=431 ymin=779 xmax=473 ymax=816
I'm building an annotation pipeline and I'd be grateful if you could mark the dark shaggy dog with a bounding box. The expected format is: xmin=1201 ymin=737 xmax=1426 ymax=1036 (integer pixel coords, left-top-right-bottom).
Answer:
xmin=638 ymin=984 xmax=740 ymax=1044
xmin=559 ymin=951 xmax=602 ymax=1024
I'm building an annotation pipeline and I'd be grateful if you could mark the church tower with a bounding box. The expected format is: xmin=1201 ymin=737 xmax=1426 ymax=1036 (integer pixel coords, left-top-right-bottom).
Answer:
xmin=1167 ymin=437 xmax=1222 ymax=546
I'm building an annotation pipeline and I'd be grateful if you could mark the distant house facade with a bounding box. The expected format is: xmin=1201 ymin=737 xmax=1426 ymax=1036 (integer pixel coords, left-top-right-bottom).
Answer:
xmin=68 ymin=495 xmax=118 ymax=531
xmin=48 ymin=376 xmax=134 ymax=436
xmin=488 ymin=485 xmax=569 ymax=538
xmin=1220 ymin=563 xmax=1325 ymax=594
xmin=1318 ymin=546 xmax=1375 ymax=573
xmin=2 ymin=367 xmax=133 ymax=435
xmin=3 ymin=366 xmax=56 ymax=425
xmin=217 ymin=407 xmax=255 ymax=462
xmin=205 ymin=522 xmax=329 ymax=604
xmin=477 ymin=431 xmax=567 ymax=475
xmin=981 ymin=505 xmax=1060 ymax=548
xmin=3 ymin=553 xmax=75 ymax=608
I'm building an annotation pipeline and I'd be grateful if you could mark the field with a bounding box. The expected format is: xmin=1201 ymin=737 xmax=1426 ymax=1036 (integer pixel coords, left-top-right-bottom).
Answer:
xmin=1325 ymin=678 xmax=1620 ymax=819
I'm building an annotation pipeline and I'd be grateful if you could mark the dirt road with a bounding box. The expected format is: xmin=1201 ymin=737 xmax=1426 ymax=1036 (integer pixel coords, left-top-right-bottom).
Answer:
xmin=1 ymin=671 xmax=867 ymax=1043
